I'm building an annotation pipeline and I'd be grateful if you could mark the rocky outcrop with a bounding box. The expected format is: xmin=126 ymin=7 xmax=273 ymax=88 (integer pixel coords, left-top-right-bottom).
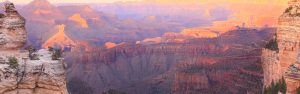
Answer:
xmin=262 ymin=0 xmax=300 ymax=93
xmin=262 ymin=49 xmax=281 ymax=86
xmin=0 ymin=50 xmax=68 ymax=94
xmin=0 ymin=2 xmax=68 ymax=94
xmin=0 ymin=2 xmax=26 ymax=50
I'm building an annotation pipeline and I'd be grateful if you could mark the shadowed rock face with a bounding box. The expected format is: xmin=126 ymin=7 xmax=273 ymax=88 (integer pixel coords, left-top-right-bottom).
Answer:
xmin=66 ymin=28 xmax=275 ymax=94
xmin=0 ymin=2 xmax=26 ymax=50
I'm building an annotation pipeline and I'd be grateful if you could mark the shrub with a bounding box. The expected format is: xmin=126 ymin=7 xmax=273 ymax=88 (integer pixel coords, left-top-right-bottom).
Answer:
xmin=285 ymin=7 xmax=293 ymax=13
xmin=8 ymin=57 xmax=18 ymax=68
xmin=0 ymin=13 xmax=5 ymax=18
xmin=265 ymin=39 xmax=279 ymax=52
xmin=297 ymin=87 xmax=300 ymax=94
xmin=279 ymin=77 xmax=287 ymax=93
xmin=48 ymin=46 xmax=54 ymax=52
xmin=263 ymin=77 xmax=286 ymax=94
xmin=25 ymin=46 xmax=39 ymax=60
xmin=52 ymin=49 xmax=62 ymax=60
xmin=102 ymin=89 xmax=127 ymax=94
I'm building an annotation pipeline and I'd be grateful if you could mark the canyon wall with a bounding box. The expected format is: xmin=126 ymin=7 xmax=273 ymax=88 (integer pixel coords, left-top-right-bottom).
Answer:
xmin=262 ymin=0 xmax=300 ymax=93
xmin=262 ymin=49 xmax=281 ymax=87
xmin=66 ymin=28 xmax=274 ymax=94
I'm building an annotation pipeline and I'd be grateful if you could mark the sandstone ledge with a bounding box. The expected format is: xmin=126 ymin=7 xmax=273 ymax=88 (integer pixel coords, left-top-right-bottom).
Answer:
xmin=0 ymin=49 xmax=68 ymax=94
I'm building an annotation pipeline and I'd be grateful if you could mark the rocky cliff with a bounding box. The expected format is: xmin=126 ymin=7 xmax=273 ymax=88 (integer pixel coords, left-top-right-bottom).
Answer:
xmin=262 ymin=0 xmax=300 ymax=93
xmin=0 ymin=50 xmax=68 ymax=94
xmin=0 ymin=2 xmax=26 ymax=50
xmin=262 ymin=49 xmax=281 ymax=87
xmin=0 ymin=2 xmax=68 ymax=94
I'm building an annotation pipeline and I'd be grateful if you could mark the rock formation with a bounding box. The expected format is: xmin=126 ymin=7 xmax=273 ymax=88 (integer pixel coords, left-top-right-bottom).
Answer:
xmin=0 ymin=49 xmax=68 ymax=94
xmin=262 ymin=0 xmax=300 ymax=93
xmin=0 ymin=2 xmax=26 ymax=50
xmin=42 ymin=24 xmax=76 ymax=49
xmin=0 ymin=2 xmax=68 ymax=94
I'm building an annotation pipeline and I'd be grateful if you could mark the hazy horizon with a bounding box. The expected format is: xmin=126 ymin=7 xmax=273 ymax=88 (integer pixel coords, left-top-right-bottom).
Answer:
xmin=4 ymin=0 xmax=141 ymax=4
xmin=4 ymin=0 xmax=289 ymax=5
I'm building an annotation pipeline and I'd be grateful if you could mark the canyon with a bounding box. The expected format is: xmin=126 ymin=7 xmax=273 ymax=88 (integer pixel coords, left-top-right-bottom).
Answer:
xmin=17 ymin=0 xmax=217 ymax=48
xmin=0 ymin=0 xmax=291 ymax=94
xmin=66 ymin=27 xmax=275 ymax=94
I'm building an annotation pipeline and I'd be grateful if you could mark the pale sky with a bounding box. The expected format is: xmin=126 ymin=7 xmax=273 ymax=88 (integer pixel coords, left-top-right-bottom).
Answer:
xmin=3 ymin=0 xmax=141 ymax=4
xmin=2 ymin=0 xmax=289 ymax=5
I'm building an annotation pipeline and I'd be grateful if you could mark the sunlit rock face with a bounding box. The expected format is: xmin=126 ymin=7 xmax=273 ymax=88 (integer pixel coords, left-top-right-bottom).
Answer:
xmin=180 ymin=28 xmax=218 ymax=38
xmin=0 ymin=2 xmax=26 ymax=50
xmin=42 ymin=24 xmax=76 ymax=49
xmin=262 ymin=49 xmax=281 ymax=87
xmin=262 ymin=0 xmax=300 ymax=93
xmin=68 ymin=14 xmax=88 ymax=28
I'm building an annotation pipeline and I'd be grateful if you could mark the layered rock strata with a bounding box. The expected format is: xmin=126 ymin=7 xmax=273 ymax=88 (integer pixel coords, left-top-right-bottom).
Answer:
xmin=0 ymin=2 xmax=26 ymax=50
xmin=0 ymin=50 xmax=68 ymax=94
xmin=262 ymin=0 xmax=300 ymax=93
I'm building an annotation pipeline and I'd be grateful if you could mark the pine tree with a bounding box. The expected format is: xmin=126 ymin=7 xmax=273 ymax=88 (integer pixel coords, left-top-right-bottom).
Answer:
xmin=281 ymin=77 xmax=287 ymax=94
xmin=296 ymin=87 xmax=300 ymax=94
xmin=270 ymin=81 xmax=276 ymax=94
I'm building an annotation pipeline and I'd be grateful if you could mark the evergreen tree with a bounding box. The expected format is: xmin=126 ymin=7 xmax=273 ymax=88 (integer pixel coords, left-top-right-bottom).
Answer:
xmin=270 ymin=81 xmax=276 ymax=94
xmin=296 ymin=87 xmax=300 ymax=94
xmin=281 ymin=77 xmax=287 ymax=94
xmin=263 ymin=78 xmax=287 ymax=94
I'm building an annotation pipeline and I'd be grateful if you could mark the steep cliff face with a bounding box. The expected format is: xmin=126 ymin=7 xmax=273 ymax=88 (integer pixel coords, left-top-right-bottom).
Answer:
xmin=262 ymin=49 xmax=281 ymax=87
xmin=262 ymin=0 xmax=300 ymax=93
xmin=0 ymin=2 xmax=68 ymax=94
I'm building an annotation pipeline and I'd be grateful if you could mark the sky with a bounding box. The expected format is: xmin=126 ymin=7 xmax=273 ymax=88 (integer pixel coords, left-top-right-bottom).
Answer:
xmin=3 ymin=0 xmax=141 ymax=4
xmin=4 ymin=0 xmax=290 ymax=28
xmin=4 ymin=0 xmax=289 ymax=5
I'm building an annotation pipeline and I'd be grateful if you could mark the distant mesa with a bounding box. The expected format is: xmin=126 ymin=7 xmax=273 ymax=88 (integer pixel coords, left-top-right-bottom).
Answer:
xmin=105 ymin=42 xmax=127 ymax=49
xmin=105 ymin=42 xmax=117 ymax=49
xmin=42 ymin=24 xmax=76 ymax=49
xmin=24 ymin=0 xmax=53 ymax=12
xmin=29 ymin=0 xmax=51 ymax=5
xmin=144 ymin=16 xmax=157 ymax=22
xmin=141 ymin=37 xmax=162 ymax=44
xmin=180 ymin=28 xmax=218 ymax=38
xmin=138 ymin=28 xmax=219 ymax=44
xmin=68 ymin=13 xmax=89 ymax=28
xmin=21 ymin=0 xmax=64 ymax=20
